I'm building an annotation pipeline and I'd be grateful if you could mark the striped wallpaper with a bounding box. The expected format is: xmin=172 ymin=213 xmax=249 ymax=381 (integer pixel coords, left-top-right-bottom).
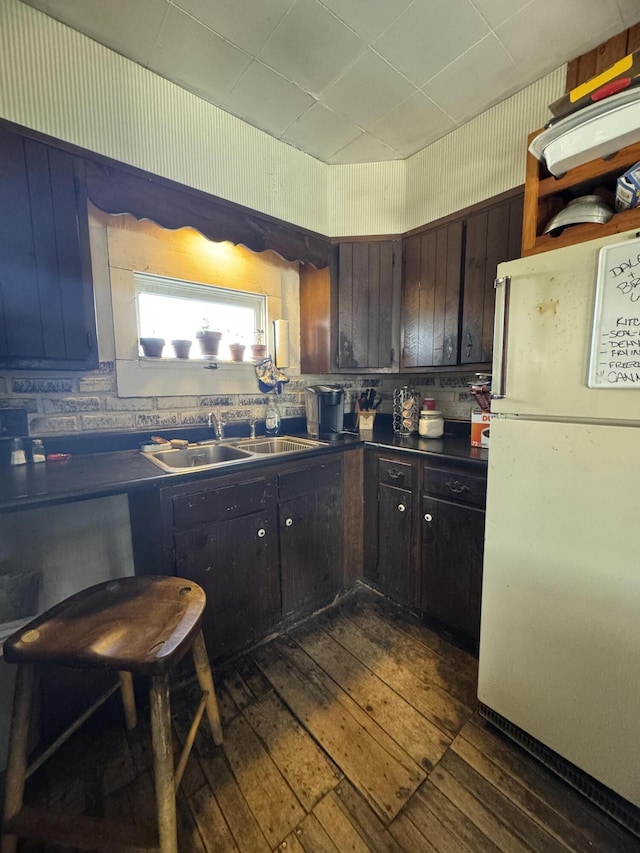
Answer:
xmin=1 ymin=0 xmax=565 ymax=238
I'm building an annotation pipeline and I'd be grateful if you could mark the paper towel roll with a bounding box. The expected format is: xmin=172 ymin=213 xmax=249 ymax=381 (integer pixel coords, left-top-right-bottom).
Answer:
xmin=274 ymin=319 xmax=290 ymax=368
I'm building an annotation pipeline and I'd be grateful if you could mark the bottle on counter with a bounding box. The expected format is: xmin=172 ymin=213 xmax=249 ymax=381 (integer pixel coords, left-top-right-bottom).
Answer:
xmin=10 ymin=437 xmax=27 ymax=466
xmin=419 ymin=409 xmax=444 ymax=439
xmin=265 ymin=404 xmax=281 ymax=436
xmin=31 ymin=439 xmax=46 ymax=463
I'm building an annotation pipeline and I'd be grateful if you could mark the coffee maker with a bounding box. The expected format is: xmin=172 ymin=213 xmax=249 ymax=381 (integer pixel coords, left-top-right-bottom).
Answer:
xmin=305 ymin=385 xmax=344 ymax=440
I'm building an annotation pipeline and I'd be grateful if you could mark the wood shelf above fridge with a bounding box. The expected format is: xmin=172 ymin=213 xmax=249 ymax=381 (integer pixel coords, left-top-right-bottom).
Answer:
xmin=522 ymin=133 xmax=640 ymax=257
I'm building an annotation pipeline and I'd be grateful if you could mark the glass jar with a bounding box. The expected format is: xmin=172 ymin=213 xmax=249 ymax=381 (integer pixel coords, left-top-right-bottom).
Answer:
xmin=419 ymin=410 xmax=444 ymax=439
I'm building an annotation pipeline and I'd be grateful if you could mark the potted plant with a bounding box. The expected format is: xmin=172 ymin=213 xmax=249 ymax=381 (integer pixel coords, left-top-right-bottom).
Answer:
xmin=171 ymin=339 xmax=192 ymax=358
xmin=250 ymin=329 xmax=267 ymax=360
xmin=195 ymin=320 xmax=222 ymax=357
xmin=139 ymin=336 xmax=165 ymax=357
xmin=228 ymin=341 xmax=246 ymax=362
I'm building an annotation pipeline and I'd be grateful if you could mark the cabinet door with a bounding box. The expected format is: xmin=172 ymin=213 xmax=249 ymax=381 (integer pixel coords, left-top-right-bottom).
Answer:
xmin=461 ymin=193 xmax=523 ymax=364
xmin=402 ymin=221 xmax=463 ymax=368
xmin=421 ymin=495 xmax=485 ymax=643
xmin=280 ymin=486 xmax=342 ymax=615
xmin=335 ymin=240 xmax=400 ymax=371
xmin=375 ymin=483 xmax=415 ymax=607
xmin=0 ymin=124 xmax=97 ymax=369
xmin=174 ymin=510 xmax=279 ymax=661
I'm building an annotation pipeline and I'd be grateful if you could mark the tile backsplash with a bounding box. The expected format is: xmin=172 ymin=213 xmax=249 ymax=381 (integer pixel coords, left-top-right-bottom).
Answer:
xmin=0 ymin=362 xmax=480 ymax=437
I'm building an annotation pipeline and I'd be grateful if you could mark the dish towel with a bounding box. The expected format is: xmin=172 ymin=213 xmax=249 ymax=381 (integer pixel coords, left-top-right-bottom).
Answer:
xmin=255 ymin=356 xmax=289 ymax=394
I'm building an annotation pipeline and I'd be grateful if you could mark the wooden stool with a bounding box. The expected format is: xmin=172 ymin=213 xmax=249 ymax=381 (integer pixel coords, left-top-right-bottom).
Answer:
xmin=1 ymin=576 xmax=223 ymax=853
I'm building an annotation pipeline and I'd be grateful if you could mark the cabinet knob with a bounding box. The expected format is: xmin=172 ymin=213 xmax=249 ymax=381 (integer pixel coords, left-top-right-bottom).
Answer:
xmin=285 ymin=517 xmax=294 ymax=527
xmin=205 ymin=565 xmax=214 ymax=573
xmin=397 ymin=504 xmax=406 ymax=513
xmin=257 ymin=528 xmax=266 ymax=538
xmin=424 ymin=513 xmax=433 ymax=522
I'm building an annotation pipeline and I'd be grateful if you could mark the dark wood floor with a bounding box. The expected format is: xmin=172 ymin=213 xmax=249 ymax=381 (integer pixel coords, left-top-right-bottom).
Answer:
xmin=16 ymin=586 xmax=640 ymax=852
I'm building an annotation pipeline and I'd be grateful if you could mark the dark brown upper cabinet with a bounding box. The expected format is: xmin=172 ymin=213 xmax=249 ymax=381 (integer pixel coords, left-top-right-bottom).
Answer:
xmin=334 ymin=240 xmax=401 ymax=372
xmin=401 ymin=221 xmax=463 ymax=369
xmin=461 ymin=193 xmax=523 ymax=364
xmin=0 ymin=124 xmax=97 ymax=370
xmin=401 ymin=189 xmax=523 ymax=371
xmin=300 ymin=238 xmax=401 ymax=374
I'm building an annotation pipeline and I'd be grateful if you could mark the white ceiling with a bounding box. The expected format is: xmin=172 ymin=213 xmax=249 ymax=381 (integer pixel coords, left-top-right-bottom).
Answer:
xmin=19 ymin=0 xmax=640 ymax=165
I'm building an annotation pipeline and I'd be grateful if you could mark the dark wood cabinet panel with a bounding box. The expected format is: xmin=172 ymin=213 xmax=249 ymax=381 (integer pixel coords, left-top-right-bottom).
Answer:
xmin=174 ymin=509 xmax=279 ymax=661
xmin=364 ymin=450 xmax=418 ymax=608
xmin=402 ymin=221 xmax=463 ymax=369
xmin=420 ymin=495 xmax=485 ymax=643
xmin=279 ymin=483 xmax=343 ymax=615
xmin=0 ymin=124 xmax=97 ymax=369
xmin=334 ymin=239 xmax=401 ymax=372
xmin=461 ymin=194 xmax=523 ymax=364
xmin=376 ymin=483 xmax=414 ymax=607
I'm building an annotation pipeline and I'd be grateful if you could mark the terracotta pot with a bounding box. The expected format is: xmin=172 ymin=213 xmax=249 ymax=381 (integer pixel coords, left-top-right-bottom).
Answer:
xmin=250 ymin=344 xmax=267 ymax=360
xmin=229 ymin=343 xmax=246 ymax=362
xmin=171 ymin=339 xmax=192 ymax=359
xmin=196 ymin=330 xmax=222 ymax=357
xmin=139 ymin=337 xmax=165 ymax=357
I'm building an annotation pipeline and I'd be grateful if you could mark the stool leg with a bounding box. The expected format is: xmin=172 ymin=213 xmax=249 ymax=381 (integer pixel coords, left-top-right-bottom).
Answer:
xmin=191 ymin=630 xmax=223 ymax=746
xmin=149 ymin=673 xmax=178 ymax=853
xmin=2 ymin=663 xmax=35 ymax=853
xmin=118 ymin=671 xmax=137 ymax=730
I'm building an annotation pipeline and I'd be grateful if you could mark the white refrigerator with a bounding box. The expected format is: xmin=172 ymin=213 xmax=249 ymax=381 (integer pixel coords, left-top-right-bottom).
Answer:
xmin=477 ymin=227 xmax=640 ymax=823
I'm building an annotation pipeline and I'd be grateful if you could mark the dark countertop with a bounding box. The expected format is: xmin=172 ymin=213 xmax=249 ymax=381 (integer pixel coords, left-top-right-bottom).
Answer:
xmin=362 ymin=427 xmax=488 ymax=467
xmin=0 ymin=424 xmax=486 ymax=513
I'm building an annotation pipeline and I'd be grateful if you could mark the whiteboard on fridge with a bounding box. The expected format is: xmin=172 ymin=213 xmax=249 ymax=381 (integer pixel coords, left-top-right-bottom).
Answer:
xmin=588 ymin=234 xmax=640 ymax=388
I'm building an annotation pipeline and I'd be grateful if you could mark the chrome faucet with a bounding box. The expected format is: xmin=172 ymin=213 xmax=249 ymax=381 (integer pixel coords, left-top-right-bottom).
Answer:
xmin=249 ymin=418 xmax=257 ymax=439
xmin=207 ymin=411 xmax=225 ymax=440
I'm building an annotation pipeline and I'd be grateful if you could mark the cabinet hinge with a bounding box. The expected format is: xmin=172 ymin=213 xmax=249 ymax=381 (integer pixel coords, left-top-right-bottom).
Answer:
xmin=86 ymin=330 xmax=94 ymax=351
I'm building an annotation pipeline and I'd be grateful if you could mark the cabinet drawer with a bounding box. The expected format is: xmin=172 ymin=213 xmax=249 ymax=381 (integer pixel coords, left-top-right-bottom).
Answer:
xmin=378 ymin=457 xmax=413 ymax=489
xmin=422 ymin=466 xmax=486 ymax=508
xmin=172 ymin=478 xmax=268 ymax=529
xmin=278 ymin=459 xmax=342 ymax=501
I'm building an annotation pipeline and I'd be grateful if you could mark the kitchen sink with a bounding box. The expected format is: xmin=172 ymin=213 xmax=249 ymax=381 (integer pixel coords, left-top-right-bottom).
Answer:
xmin=141 ymin=435 xmax=327 ymax=473
xmin=142 ymin=443 xmax=254 ymax=473
xmin=232 ymin=436 xmax=325 ymax=454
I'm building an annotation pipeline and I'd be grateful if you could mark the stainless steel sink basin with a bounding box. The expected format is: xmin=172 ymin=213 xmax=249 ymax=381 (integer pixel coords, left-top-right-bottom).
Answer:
xmin=142 ymin=443 xmax=254 ymax=473
xmin=141 ymin=435 xmax=326 ymax=473
xmin=233 ymin=436 xmax=325 ymax=454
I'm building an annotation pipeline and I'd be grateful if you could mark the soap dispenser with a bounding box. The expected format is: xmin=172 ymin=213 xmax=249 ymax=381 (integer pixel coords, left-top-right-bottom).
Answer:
xmin=265 ymin=402 xmax=281 ymax=436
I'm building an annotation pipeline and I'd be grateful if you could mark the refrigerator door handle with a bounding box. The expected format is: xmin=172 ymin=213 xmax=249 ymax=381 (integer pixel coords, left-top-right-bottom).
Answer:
xmin=492 ymin=275 xmax=511 ymax=399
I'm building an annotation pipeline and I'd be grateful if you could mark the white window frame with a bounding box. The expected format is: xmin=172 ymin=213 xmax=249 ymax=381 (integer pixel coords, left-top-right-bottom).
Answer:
xmin=134 ymin=271 xmax=266 ymax=362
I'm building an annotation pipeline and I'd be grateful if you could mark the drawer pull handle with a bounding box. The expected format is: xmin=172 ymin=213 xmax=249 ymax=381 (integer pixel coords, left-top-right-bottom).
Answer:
xmin=387 ymin=467 xmax=403 ymax=479
xmin=257 ymin=528 xmax=266 ymax=538
xmin=206 ymin=565 xmax=214 ymax=573
xmin=285 ymin=517 xmax=294 ymax=527
xmin=446 ymin=479 xmax=469 ymax=494
xmin=424 ymin=513 xmax=433 ymax=523
xmin=397 ymin=504 xmax=406 ymax=513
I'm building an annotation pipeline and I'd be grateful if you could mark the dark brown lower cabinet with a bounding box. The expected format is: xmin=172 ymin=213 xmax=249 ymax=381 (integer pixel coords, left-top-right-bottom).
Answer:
xmin=278 ymin=458 xmax=343 ymax=615
xmin=420 ymin=495 xmax=485 ymax=643
xmin=130 ymin=453 xmax=346 ymax=663
xmin=364 ymin=451 xmax=419 ymax=608
xmin=364 ymin=447 xmax=486 ymax=645
xmin=174 ymin=509 xmax=279 ymax=660
xmin=420 ymin=461 xmax=487 ymax=645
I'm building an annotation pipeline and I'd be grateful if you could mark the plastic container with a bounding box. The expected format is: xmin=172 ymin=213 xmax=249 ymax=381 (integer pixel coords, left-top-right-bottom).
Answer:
xmin=419 ymin=410 xmax=444 ymax=439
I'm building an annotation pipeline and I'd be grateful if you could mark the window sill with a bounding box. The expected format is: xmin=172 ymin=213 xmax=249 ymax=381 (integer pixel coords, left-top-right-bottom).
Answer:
xmin=116 ymin=357 xmax=261 ymax=397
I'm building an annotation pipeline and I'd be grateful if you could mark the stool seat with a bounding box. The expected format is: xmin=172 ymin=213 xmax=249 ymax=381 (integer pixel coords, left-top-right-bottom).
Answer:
xmin=4 ymin=576 xmax=204 ymax=676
